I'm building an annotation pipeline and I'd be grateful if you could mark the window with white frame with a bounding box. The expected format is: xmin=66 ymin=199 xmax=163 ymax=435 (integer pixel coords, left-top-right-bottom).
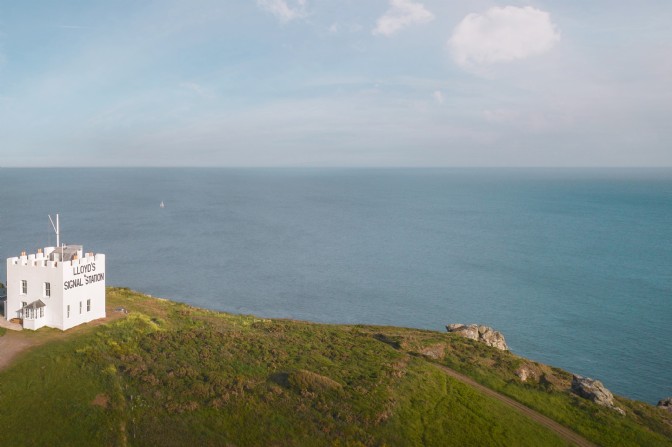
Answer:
xmin=67 ymin=305 xmax=70 ymax=318
xmin=87 ymin=299 xmax=91 ymax=312
xmin=39 ymin=307 xmax=44 ymax=318
xmin=44 ymin=282 xmax=51 ymax=297
xmin=21 ymin=280 xmax=27 ymax=295
xmin=79 ymin=301 xmax=82 ymax=314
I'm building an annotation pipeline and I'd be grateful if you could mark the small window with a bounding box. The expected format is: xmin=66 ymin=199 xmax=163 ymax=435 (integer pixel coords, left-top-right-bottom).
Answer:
xmin=79 ymin=301 xmax=82 ymax=314
xmin=87 ymin=299 xmax=91 ymax=312
xmin=21 ymin=280 xmax=27 ymax=295
xmin=67 ymin=305 xmax=70 ymax=318
xmin=39 ymin=307 xmax=44 ymax=318
xmin=45 ymin=282 xmax=51 ymax=297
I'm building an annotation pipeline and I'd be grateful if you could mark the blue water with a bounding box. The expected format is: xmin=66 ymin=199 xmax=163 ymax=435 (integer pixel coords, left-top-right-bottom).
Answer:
xmin=0 ymin=168 xmax=670 ymax=404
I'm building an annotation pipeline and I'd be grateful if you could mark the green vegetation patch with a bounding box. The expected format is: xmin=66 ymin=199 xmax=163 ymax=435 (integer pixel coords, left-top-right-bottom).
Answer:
xmin=0 ymin=288 xmax=669 ymax=446
xmin=356 ymin=325 xmax=672 ymax=447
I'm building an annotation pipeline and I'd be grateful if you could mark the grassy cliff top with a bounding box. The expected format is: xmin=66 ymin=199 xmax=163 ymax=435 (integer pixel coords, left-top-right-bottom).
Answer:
xmin=0 ymin=287 xmax=670 ymax=446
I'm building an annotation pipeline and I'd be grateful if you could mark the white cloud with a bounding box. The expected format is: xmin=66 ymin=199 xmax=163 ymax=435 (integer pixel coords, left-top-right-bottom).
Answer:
xmin=373 ymin=0 xmax=434 ymax=37
xmin=256 ymin=0 xmax=307 ymax=23
xmin=448 ymin=6 xmax=560 ymax=70
xmin=482 ymin=108 xmax=520 ymax=123
xmin=180 ymin=82 xmax=215 ymax=99
xmin=433 ymin=90 xmax=444 ymax=104
xmin=328 ymin=22 xmax=363 ymax=35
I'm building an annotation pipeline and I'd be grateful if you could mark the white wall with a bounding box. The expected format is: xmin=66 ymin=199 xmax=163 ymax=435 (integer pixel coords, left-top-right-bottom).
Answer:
xmin=6 ymin=250 xmax=106 ymax=331
xmin=6 ymin=253 xmax=60 ymax=323
xmin=61 ymin=254 xmax=106 ymax=331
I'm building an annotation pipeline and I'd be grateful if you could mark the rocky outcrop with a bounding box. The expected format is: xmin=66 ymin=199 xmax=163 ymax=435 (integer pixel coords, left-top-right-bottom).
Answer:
xmin=515 ymin=366 xmax=537 ymax=382
xmin=572 ymin=375 xmax=625 ymax=415
xmin=419 ymin=344 xmax=445 ymax=360
xmin=446 ymin=324 xmax=509 ymax=351
xmin=657 ymin=397 xmax=672 ymax=412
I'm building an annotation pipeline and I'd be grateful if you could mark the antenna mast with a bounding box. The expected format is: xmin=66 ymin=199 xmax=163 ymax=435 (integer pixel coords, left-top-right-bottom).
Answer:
xmin=48 ymin=214 xmax=60 ymax=247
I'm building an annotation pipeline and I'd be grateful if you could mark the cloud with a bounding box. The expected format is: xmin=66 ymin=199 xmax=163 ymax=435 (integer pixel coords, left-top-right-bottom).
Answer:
xmin=256 ymin=0 xmax=307 ymax=23
xmin=483 ymin=108 xmax=519 ymax=123
xmin=373 ymin=0 xmax=434 ymax=37
xmin=180 ymin=82 xmax=215 ymax=99
xmin=448 ymin=6 xmax=560 ymax=70
xmin=327 ymin=22 xmax=363 ymax=35
xmin=433 ymin=90 xmax=444 ymax=104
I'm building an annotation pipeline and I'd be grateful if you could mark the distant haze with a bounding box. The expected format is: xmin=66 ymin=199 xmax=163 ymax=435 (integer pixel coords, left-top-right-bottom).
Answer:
xmin=0 ymin=1 xmax=670 ymax=167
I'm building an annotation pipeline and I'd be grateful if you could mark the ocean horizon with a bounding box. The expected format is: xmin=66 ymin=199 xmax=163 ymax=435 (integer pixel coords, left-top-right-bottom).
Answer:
xmin=1 ymin=167 xmax=670 ymax=404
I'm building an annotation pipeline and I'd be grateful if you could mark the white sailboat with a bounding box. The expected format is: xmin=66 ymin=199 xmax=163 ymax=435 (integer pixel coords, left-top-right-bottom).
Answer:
xmin=160 ymin=201 xmax=165 ymax=208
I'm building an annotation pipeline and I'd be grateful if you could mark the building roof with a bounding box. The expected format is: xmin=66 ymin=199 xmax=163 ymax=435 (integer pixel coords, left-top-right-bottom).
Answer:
xmin=22 ymin=300 xmax=46 ymax=310
xmin=49 ymin=245 xmax=83 ymax=262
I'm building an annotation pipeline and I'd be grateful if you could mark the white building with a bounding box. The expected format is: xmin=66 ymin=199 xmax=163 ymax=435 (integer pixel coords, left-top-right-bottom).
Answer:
xmin=4 ymin=217 xmax=106 ymax=331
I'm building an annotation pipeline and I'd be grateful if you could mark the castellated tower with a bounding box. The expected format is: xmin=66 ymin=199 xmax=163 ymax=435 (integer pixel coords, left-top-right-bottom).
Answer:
xmin=4 ymin=216 xmax=106 ymax=331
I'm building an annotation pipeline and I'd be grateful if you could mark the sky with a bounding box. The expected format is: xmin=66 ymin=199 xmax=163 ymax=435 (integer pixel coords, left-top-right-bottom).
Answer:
xmin=0 ymin=0 xmax=670 ymax=167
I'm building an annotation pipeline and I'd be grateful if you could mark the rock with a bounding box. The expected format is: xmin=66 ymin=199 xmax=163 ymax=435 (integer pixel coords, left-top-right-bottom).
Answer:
xmin=446 ymin=324 xmax=509 ymax=351
xmin=572 ymin=375 xmax=625 ymax=415
xmin=657 ymin=397 xmax=672 ymax=412
xmin=515 ymin=366 xmax=536 ymax=382
xmin=419 ymin=344 xmax=445 ymax=360
xmin=571 ymin=375 xmax=614 ymax=406
xmin=480 ymin=329 xmax=508 ymax=351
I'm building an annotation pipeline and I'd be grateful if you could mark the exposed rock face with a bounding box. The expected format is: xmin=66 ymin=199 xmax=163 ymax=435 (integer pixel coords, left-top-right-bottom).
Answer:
xmin=446 ymin=324 xmax=509 ymax=351
xmin=572 ymin=375 xmax=625 ymax=415
xmin=419 ymin=344 xmax=445 ymax=360
xmin=658 ymin=397 xmax=672 ymax=412
xmin=515 ymin=366 xmax=536 ymax=382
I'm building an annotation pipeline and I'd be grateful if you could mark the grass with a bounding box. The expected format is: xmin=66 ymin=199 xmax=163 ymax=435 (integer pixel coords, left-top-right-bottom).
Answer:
xmin=361 ymin=325 xmax=672 ymax=447
xmin=0 ymin=287 xmax=670 ymax=446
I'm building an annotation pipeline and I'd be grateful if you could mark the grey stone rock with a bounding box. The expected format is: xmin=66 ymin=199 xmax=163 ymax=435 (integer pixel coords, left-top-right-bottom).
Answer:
xmin=515 ymin=366 xmax=536 ymax=382
xmin=419 ymin=344 xmax=445 ymax=360
xmin=572 ymin=375 xmax=625 ymax=415
xmin=658 ymin=397 xmax=672 ymax=412
xmin=446 ymin=323 xmax=509 ymax=351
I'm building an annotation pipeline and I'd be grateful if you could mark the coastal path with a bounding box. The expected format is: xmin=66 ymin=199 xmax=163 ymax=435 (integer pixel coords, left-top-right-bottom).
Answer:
xmin=0 ymin=307 xmax=128 ymax=372
xmin=0 ymin=330 xmax=41 ymax=371
xmin=433 ymin=363 xmax=598 ymax=447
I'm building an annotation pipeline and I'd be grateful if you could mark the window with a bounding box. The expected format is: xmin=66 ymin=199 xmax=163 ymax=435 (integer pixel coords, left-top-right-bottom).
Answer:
xmin=87 ymin=299 xmax=91 ymax=312
xmin=21 ymin=280 xmax=27 ymax=295
xmin=44 ymin=282 xmax=51 ymax=297
xmin=79 ymin=301 xmax=82 ymax=314
xmin=39 ymin=307 xmax=44 ymax=318
xmin=67 ymin=305 xmax=70 ymax=318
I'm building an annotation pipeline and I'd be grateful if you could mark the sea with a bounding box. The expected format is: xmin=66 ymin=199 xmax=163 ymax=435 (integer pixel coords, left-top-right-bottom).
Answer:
xmin=0 ymin=168 xmax=670 ymax=404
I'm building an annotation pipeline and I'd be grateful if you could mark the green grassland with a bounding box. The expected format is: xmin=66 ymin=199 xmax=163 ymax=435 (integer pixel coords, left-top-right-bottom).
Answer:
xmin=0 ymin=288 xmax=670 ymax=446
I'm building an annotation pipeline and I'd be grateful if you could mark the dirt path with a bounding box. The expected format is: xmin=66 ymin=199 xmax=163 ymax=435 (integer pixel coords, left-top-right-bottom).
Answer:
xmin=0 ymin=331 xmax=40 ymax=371
xmin=433 ymin=363 xmax=598 ymax=447
xmin=0 ymin=308 xmax=127 ymax=373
